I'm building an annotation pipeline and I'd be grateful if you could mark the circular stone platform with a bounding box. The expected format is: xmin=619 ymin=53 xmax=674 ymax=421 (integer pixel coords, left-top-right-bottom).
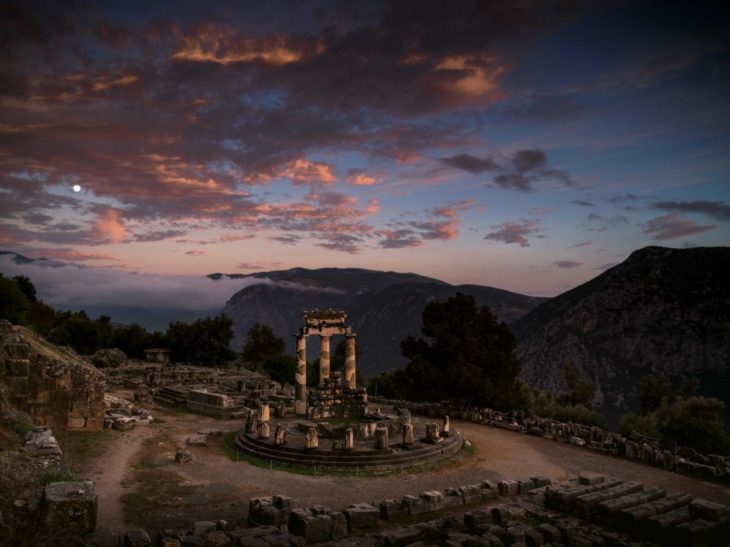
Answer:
xmin=235 ymin=416 xmax=463 ymax=473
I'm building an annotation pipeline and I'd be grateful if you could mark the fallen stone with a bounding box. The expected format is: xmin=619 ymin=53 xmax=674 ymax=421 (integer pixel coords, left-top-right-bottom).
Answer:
xmin=345 ymin=502 xmax=379 ymax=530
xmin=175 ymin=448 xmax=193 ymax=464
xmin=187 ymin=434 xmax=209 ymax=446
xmin=204 ymin=529 xmax=231 ymax=546
xmin=123 ymin=528 xmax=152 ymax=547
xmin=578 ymin=471 xmax=605 ymax=485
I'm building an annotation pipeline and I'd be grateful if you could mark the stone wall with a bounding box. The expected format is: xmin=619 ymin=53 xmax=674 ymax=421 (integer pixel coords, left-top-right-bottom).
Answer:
xmin=0 ymin=322 xmax=105 ymax=433
xmin=371 ymin=397 xmax=730 ymax=484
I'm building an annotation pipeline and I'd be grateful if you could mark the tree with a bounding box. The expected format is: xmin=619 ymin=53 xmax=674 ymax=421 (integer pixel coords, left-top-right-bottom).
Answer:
xmin=639 ymin=372 xmax=671 ymax=414
xmin=557 ymin=362 xmax=595 ymax=408
xmin=656 ymin=396 xmax=730 ymax=454
xmin=262 ymin=355 xmax=297 ymax=385
xmin=399 ymin=293 xmax=522 ymax=409
xmin=242 ymin=323 xmax=286 ymax=371
xmin=12 ymin=275 xmax=37 ymax=304
xmin=167 ymin=315 xmax=236 ymax=365
xmin=0 ymin=273 xmax=31 ymax=324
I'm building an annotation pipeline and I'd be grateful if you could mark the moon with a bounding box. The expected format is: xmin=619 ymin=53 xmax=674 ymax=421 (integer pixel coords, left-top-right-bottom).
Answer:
xmin=73 ymin=184 xmax=81 ymax=192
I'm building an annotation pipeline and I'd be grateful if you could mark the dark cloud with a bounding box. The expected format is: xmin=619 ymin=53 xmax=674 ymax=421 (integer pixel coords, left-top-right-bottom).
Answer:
xmin=567 ymin=241 xmax=591 ymax=248
xmin=605 ymin=193 xmax=638 ymax=203
xmin=570 ymin=200 xmax=594 ymax=207
xmin=642 ymin=213 xmax=716 ymax=240
xmin=651 ymin=200 xmax=730 ymax=222
xmin=377 ymin=229 xmax=422 ymax=249
xmin=484 ymin=219 xmax=541 ymax=247
xmin=439 ymin=154 xmax=498 ymax=174
xmin=587 ymin=212 xmax=628 ymax=228
xmin=553 ymin=260 xmax=582 ymax=269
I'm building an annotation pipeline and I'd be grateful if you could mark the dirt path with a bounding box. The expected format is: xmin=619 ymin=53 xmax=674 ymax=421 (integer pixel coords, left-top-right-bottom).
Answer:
xmin=84 ymin=406 xmax=730 ymax=544
xmin=84 ymin=425 xmax=157 ymax=546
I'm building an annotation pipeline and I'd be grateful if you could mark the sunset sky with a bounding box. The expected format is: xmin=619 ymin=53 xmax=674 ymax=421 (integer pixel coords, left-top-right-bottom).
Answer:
xmin=1 ymin=0 xmax=729 ymax=297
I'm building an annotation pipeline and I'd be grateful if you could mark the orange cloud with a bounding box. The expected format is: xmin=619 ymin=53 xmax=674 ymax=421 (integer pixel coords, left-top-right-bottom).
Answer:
xmin=92 ymin=74 xmax=139 ymax=92
xmin=171 ymin=26 xmax=314 ymax=65
xmin=366 ymin=198 xmax=380 ymax=214
xmin=348 ymin=172 xmax=382 ymax=186
xmin=94 ymin=209 xmax=127 ymax=243
xmin=435 ymin=54 xmax=504 ymax=98
xmin=282 ymin=158 xmax=337 ymax=184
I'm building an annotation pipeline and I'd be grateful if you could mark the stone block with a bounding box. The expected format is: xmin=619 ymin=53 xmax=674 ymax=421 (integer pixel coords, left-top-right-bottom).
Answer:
xmin=529 ymin=476 xmax=551 ymax=488
xmin=344 ymin=502 xmax=379 ymax=530
xmin=538 ymin=522 xmax=561 ymax=542
xmin=4 ymin=358 xmax=29 ymax=377
xmin=289 ymin=509 xmax=332 ymax=543
xmin=443 ymin=488 xmax=464 ymax=508
xmin=464 ymin=510 xmax=493 ymax=531
xmin=518 ymin=479 xmax=536 ymax=495
xmin=193 ymin=521 xmax=216 ymax=536
xmin=402 ymin=495 xmax=429 ymax=516
xmin=175 ymin=448 xmax=193 ymax=463
xmin=40 ymin=481 xmax=97 ymax=534
xmin=330 ymin=511 xmax=348 ymax=540
xmin=497 ymin=479 xmax=519 ymax=497
xmin=523 ymin=526 xmax=544 ymax=546
xmin=490 ymin=505 xmax=525 ymax=526
xmin=123 ymin=529 xmax=152 ymax=547
xmin=689 ymin=498 xmax=730 ymax=521
xmin=204 ymin=530 xmax=231 ymax=546
xmin=674 ymin=519 xmax=718 ymax=546
xmin=380 ymin=499 xmax=408 ymax=521
xmin=420 ymin=490 xmax=445 ymax=512
xmin=380 ymin=526 xmax=420 ymax=547
xmin=458 ymin=484 xmax=482 ymax=504
xmin=249 ymin=496 xmax=291 ymax=527
xmin=578 ymin=471 xmax=605 ymax=485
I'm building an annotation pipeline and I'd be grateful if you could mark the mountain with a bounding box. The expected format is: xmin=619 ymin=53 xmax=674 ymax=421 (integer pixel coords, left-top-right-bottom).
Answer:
xmin=219 ymin=267 xmax=546 ymax=377
xmin=513 ymin=246 xmax=730 ymax=427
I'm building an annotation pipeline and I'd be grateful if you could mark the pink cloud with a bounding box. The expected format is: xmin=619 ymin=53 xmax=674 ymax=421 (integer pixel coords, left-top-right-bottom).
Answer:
xmin=642 ymin=213 xmax=716 ymax=240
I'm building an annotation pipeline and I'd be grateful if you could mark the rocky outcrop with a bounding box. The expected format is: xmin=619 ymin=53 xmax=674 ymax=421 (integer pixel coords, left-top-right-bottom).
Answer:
xmin=91 ymin=347 xmax=127 ymax=368
xmin=219 ymin=267 xmax=545 ymax=377
xmin=513 ymin=246 xmax=730 ymax=426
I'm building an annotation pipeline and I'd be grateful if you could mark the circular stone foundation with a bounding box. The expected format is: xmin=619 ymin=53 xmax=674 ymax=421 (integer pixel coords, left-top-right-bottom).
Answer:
xmin=235 ymin=415 xmax=463 ymax=473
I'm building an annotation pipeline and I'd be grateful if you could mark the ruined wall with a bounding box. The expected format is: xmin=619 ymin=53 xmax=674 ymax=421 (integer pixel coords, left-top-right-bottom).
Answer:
xmin=0 ymin=321 xmax=105 ymax=433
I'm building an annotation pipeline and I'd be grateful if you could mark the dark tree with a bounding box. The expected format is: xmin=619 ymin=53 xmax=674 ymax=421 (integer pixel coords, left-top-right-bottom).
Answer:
xmin=26 ymin=300 xmax=56 ymax=333
xmin=262 ymin=354 xmax=297 ymax=385
xmin=0 ymin=273 xmax=31 ymax=324
xmin=639 ymin=372 xmax=672 ymax=414
xmin=400 ymin=293 xmax=523 ymax=409
xmin=167 ymin=315 xmax=236 ymax=365
xmin=12 ymin=275 xmax=37 ymax=304
xmin=110 ymin=323 xmax=153 ymax=359
xmin=242 ymin=323 xmax=286 ymax=371
xmin=557 ymin=362 xmax=595 ymax=408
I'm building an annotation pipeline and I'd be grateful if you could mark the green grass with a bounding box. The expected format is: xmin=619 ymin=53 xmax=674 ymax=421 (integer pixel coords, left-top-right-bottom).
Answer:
xmin=220 ymin=432 xmax=474 ymax=478
xmin=122 ymin=469 xmax=197 ymax=521
xmin=39 ymin=470 xmax=79 ymax=485
xmin=65 ymin=430 xmax=116 ymax=471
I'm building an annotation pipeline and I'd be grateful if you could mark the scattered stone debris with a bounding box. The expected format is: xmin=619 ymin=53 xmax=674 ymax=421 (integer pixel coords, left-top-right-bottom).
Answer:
xmin=132 ymin=470 xmax=730 ymax=546
xmin=175 ymin=448 xmax=193 ymax=464
xmin=21 ymin=426 xmax=62 ymax=457
xmin=186 ymin=433 xmax=209 ymax=446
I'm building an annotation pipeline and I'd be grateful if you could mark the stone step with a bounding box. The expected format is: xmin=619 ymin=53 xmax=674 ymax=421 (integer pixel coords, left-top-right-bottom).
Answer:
xmin=595 ymin=487 xmax=666 ymax=524
xmin=617 ymin=492 xmax=691 ymax=532
xmin=644 ymin=505 xmax=692 ymax=542
xmin=574 ymin=482 xmax=643 ymax=519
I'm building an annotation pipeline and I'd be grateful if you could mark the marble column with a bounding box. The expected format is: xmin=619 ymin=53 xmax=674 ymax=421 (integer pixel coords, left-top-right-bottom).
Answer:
xmin=345 ymin=334 xmax=357 ymax=388
xmin=319 ymin=335 xmax=330 ymax=385
xmin=295 ymin=335 xmax=307 ymax=415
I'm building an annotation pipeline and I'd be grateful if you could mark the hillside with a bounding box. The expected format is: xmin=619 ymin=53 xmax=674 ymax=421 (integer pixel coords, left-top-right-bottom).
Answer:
xmin=219 ymin=267 xmax=546 ymax=377
xmin=513 ymin=246 xmax=730 ymax=426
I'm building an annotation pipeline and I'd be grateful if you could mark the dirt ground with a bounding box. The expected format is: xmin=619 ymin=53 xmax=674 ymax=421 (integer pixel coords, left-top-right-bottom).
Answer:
xmin=71 ymin=393 xmax=730 ymax=547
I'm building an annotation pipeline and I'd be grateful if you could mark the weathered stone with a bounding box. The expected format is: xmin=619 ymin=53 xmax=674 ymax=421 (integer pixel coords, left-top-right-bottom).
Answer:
xmin=425 ymin=423 xmax=440 ymax=442
xmin=4 ymin=358 xmax=29 ymax=377
xmin=464 ymin=510 xmax=493 ymax=531
xmin=175 ymin=448 xmax=193 ymax=464
xmin=256 ymin=420 xmax=270 ymax=440
xmin=187 ymin=433 xmax=209 ymax=446
xmin=248 ymin=496 xmax=291 ymax=527
xmin=578 ymin=471 xmax=605 ymax=485
xmin=458 ymin=484 xmax=482 ymax=504
xmin=193 ymin=521 xmax=216 ymax=536
xmin=274 ymin=424 xmax=287 ymax=446
xmin=402 ymin=422 xmax=414 ymax=445
xmin=258 ymin=403 xmax=270 ymax=422
xmin=40 ymin=481 xmax=97 ymax=534
xmin=330 ymin=511 xmax=348 ymax=540
xmin=497 ymin=479 xmax=519 ymax=497
xmin=538 ymin=522 xmax=561 ymax=542
xmin=305 ymin=426 xmax=319 ymax=450
xmin=345 ymin=502 xmax=379 ymax=530
xmin=374 ymin=426 xmax=389 ymax=449
xmin=380 ymin=499 xmax=409 ymax=521
xmin=419 ymin=490 xmax=445 ymax=512
xmin=123 ymin=528 xmax=152 ymax=547
xmin=91 ymin=347 xmax=127 ymax=368
xmin=442 ymin=415 xmax=450 ymax=437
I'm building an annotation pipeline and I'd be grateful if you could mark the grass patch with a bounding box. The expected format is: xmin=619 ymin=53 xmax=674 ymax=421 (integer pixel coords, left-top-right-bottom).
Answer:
xmin=64 ymin=430 xmax=116 ymax=471
xmin=220 ymin=432 xmax=474 ymax=478
xmin=39 ymin=470 xmax=79 ymax=485
xmin=122 ymin=469 xmax=197 ymax=522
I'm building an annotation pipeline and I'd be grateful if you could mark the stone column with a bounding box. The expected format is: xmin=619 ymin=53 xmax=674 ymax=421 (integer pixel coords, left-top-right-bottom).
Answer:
xmin=295 ymin=335 xmax=307 ymax=415
xmin=305 ymin=426 xmax=319 ymax=450
xmin=345 ymin=334 xmax=357 ymax=388
xmin=319 ymin=335 xmax=331 ymax=385
xmin=259 ymin=403 xmax=270 ymax=423
xmin=374 ymin=426 xmax=389 ymax=449
xmin=402 ymin=423 xmax=414 ymax=445
xmin=442 ymin=415 xmax=450 ymax=437
xmin=344 ymin=428 xmax=354 ymax=451
xmin=274 ymin=424 xmax=287 ymax=446
xmin=426 ymin=423 xmax=440 ymax=442
xmin=257 ymin=421 xmax=270 ymax=440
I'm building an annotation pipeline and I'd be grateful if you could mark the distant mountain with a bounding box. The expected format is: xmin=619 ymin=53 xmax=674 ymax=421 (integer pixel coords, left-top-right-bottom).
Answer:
xmin=219 ymin=267 xmax=546 ymax=377
xmin=513 ymin=246 xmax=730 ymax=427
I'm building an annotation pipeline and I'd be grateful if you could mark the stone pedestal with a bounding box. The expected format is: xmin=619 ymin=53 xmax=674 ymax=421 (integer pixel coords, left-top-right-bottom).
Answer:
xmin=374 ymin=426 xmax=389 ymax=449
xmin=40 ymin=481 xmax=97 ymax=534
xmin=295 ymin=335 xmax=308 ymax=415
xmin=319 ymin=335 xmax=330 ymax=385
xmin=274 ymin=424 xmax=287 ymax=446
xmin=402 ymin=423 xmax=414 ymax=445
xmin=305 ymin=426 xmax=319 ymax=450
xmin=426 ymin=423 xmax=440 ymax=441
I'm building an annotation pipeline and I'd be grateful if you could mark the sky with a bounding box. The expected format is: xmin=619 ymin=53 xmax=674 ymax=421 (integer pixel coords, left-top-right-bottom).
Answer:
xmin=1 ymin=0 xmax=729 ymax=298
